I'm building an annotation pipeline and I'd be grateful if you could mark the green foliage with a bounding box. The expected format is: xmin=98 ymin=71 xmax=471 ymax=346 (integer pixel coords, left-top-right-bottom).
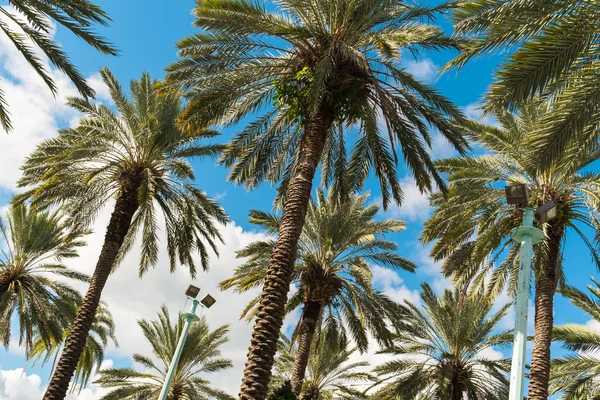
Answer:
xmin=221 ymin=189 xmax=415 ymax=352
xmin=0 ymin=201 xmax=89 ymax=353
xmin=373 ymin=284 xmax=512 ymax=399
xmin=17 ymin=67 xmax=229 ymax=277
xmin=167 ymin=0 xmax=470 ymax=209
xmin=0 ymin=0 xmax=117 ymax=132
xmin=422 ymin=99 xmax=600 ymax=300
xmin=94 ymin=305 xmax=234 ymax=400
xmin=267 ymin=381 xmax=297 ymax=400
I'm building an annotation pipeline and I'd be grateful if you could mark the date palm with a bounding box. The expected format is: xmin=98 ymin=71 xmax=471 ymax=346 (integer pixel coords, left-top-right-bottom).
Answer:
xmin=168 ymin=1 xmax=468 ymax=397
xmin=550 ymin=279 xmax=600 ymax=399
xmin=17 ymin=68 xmax=228 ymax=400
xmin=0 ymin=201 xmax=88 ymax=353
xmin=373 ymin=284 xmax=512 ymax=400
xmin=421 ymin=99 xmax=600 ymax=399
xmin=0 ymin=0 xmax=117 ymax=131
xmin=271 ymin=334 xmax=373 ymax=400
xmin=221 ymin=189 xmax=414 ymax=394
xmin=447 ymin=0 xmax=600 ymax=165
xmin=94 ymin=305 xmax=234 ymax=400
xmin=27 ymin=300 xmax=117 ymax=394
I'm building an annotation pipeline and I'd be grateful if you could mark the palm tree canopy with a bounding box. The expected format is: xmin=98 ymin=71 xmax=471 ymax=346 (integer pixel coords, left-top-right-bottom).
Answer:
xmin=447 ymin=0 xmax=600 ymax=165
xmin=167 ymin=0 xmax=470 ymax=208
xmin=0 ymin=201 xmax=88 ymax=352
xmin=27 ymin=300 xmax=118 ymax=393
xmin=421 ymin=99 xmax=600 ymax=299
xmin=17 ymin=67 xmax=229 ymax=277
xmin=221 ymin=189 xmax=415 ymax=351
xmin=272 ymin=334 xmax=374 ymax=400
xmin=94 ymin=305 xmax=234 ymax=400
xmin=0 ymin=0 xmax=117 ymax=131
xmin=374 ymin=284 xmax=512 ymax=399
xmin=550 ymin=280 xmax=600 ymax=399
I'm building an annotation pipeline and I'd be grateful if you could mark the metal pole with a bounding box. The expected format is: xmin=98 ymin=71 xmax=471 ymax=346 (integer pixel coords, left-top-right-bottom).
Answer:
xmin=158 ymin=299 xmax=200 ymax=400
xmin=508 ymin=208 xmax=543 ymax=400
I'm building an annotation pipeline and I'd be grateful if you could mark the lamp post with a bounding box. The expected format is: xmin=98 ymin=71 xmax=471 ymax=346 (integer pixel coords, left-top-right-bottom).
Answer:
xmin=505 ymin=185 xmax=555 ymax=400
xmin=158 ymin=285 xmax=216 ymax=400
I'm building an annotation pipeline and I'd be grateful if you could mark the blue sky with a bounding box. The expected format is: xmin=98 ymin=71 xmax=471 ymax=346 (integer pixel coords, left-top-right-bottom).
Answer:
xmin=0 ymin=0 xmax=598 ymax=398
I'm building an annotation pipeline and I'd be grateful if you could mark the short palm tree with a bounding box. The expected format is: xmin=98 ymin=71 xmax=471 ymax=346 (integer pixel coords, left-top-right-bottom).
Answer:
xmin=0 ymin=0 xmax=117 ymax=131
xmin=421 ymin=99 xmax=600 ymax=399
xmin=373 ymin=284 xmax=512 ymax=400
xmin=447 ymin=0 xmax=600 ymax=165
xmin=94 ymin=305 xmax=234 ymax=400
xmin=550 ymin=279 xmax=600 ymax=399
xmin=221 ymin=189 xmax=414 ymax=394
xmin=168 ymin=1 xmax=468 ymax=396
xmin=17 ymin=68 xmax=228 ymax=399
xmin=271 ymin=334 xmax=373 ymax=400
xmin=27 ymin=300 xmax=117 ymax=394
xmin=0 ymin=201 xmax=88 ymax=353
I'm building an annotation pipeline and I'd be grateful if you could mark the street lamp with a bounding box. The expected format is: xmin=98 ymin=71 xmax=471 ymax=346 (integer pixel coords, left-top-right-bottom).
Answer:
xmin=158 ymin=285 xmax=216 ymax=400
xmin=506 ymin=185 xmax=544 ymax=400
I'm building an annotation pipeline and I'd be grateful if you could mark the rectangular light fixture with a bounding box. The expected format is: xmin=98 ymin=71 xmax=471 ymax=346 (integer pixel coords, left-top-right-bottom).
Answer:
xmin=505 ymin=184 xmax=530 ymax=207
xmin=185 ymin=285 xmax=200 ymax=299
xmin=536 ymin=201 xmax=557 ymax=224
xmin=200 ymin=294 xmax=216 ymax=309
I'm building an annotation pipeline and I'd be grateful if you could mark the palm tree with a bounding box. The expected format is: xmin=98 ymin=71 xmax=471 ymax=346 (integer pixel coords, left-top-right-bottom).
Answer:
xmin=271 ymin=334 xmax=373 ymax=400
xmin=0 ymin=201 xmax=88 ymax=353
xmin=27 ymin=300 xmax=117 ymax=394
xmin=94 ymin=305 xmax=234 ymax=400
xmin=446 ymin=0 xmax=600 ymax=165
xmin=221 ymin=189 xmax=414 ymax=394
xmin=421 ymin=99 xmax=600 ymax=399
xmin=168 ymin=1 xmax=468 ymax=396
xmin=0 ymin=0 xmax=117 ymax=132
xmin=17 ymin=68 xmax=229 ymax=400
xmin=373 ymin=284 xmax=512 ymax=400
xmin=549 ymin=279 xmax=600 ymax=399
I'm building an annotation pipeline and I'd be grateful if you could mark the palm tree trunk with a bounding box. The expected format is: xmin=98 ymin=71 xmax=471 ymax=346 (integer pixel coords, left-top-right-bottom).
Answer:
xmin=527 ymin=224 xmax=563 ymax=400
xmin=239 ymin=106 xmax=334 ymax=400
xmin=291 ymin=301 xmax=322 ymax=394
xmin=0 ymin=275 xmax=10 ymax=295
xmin=43 ymin=186 xmax=139 ymax=400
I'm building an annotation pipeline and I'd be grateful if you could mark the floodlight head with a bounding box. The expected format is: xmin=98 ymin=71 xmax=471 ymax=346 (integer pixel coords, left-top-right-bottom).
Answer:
xmin=536 ymin=201 xmax=557 ymax=224
xmin=505 ymin=184 xmax=530 ymax=207
xmin=200 ymin=294 xmax=216 ymax=309
xmin=185 ymin=285 xmax=200 ymax=299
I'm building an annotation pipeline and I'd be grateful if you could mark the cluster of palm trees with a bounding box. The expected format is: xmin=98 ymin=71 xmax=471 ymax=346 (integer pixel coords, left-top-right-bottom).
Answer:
xmin=1 ymin=0 xmax=600 ymax=399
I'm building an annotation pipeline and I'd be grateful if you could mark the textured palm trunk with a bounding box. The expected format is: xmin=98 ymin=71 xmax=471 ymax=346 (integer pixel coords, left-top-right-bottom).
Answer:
xmin=291 ymin=301 xmax=322 ymax=394
xmin=239 ymin=107 xmax=334 ymax=400
xmin=527 ymin=223 xmax=564 ymax=400
xmin=43 ymin=185 xmax=139 ymax=400
xmin=449 ymin=365 xmax=464 ymax=400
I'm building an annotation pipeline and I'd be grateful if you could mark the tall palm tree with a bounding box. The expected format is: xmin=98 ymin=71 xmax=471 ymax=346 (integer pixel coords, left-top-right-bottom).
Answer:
xmin=94 ymin=305 xmax=234 ymax=400
xmin=446 ymin=0 xmax=600 ymax=165
xmin=0 ymin=0 xmax=117 ymax=131
xmin=373 ymin=284 xmax=512 ymax=400
xmin=168 ymin=1 xmax=468 ymax=397
xmin=271 ymin=334 xmax=373 ymax=400
xmin=17 ymin=68 xmax=228 ymax=400
xmin=221 ymin=189 xmax=414 ymax=394
xmin=421 ymin=99 xmax=600 ymax=399
xmin=27 ymin=300 xmax=117 ymax=394
xmin=0 ymin=201 xmax=88 ymax=353
xmin=549 ymin=279 xmax=600 ymax=399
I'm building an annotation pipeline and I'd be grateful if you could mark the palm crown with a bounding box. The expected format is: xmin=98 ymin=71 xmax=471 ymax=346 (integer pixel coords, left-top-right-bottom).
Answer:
xmin=222 ymin=189 xmax=414 ymax=351
xmin=447 ymin=0 xmax=600 ymax=164
xmin=374 ymin=284 xmax=512 ymax=400
xmin=0 ymin=201 xmax=88 ymax=352
xmin=0 ymin=0 xmax=117 ymax=131
xmin=168 ymin=0 xmax=470 ymax=207
xmin=94 ymin=305 xmax=234 ymax=400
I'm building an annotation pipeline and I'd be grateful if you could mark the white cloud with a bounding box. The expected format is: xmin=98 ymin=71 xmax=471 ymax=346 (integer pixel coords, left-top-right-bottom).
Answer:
xmin=0 ymin=368 xmax=43 ymax=400
xmin=379 ymin=176 xmax=432 ymax=222
xmin=372 ymin=265 xmax=420 ymax=306
xmin=403 ymin=57 xmax=438 ymax=83
xmin=463 ymin=102 xmax=499 ymax=128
